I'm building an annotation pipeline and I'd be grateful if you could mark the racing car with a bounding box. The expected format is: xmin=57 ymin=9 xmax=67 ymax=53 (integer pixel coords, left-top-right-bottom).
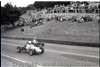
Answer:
xmin=17 ymin=41 xmax=44 ymax=56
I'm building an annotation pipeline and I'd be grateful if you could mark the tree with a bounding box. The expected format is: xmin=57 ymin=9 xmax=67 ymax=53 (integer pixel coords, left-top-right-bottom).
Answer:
xmin=26 ymin=4 xmax=36 ymax=10
xmin=1 ymin=3 xmax=21 ymax=26
xmin=33 ymin=1 xmax=70 ymax=9
xmin=1 ymin=6 xmax=7 ymax=25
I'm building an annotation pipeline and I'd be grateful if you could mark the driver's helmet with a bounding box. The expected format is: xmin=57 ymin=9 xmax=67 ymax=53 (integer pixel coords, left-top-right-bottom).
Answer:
xmin=28 ymin=41 xmax=32 ymax=44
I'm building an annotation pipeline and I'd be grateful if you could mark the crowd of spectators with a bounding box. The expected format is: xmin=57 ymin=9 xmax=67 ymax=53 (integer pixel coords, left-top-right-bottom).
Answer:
xmin=15 ymin=2 xmax=100 ymax=31
xmin=46 ymin=2 xmax=99 ymax=14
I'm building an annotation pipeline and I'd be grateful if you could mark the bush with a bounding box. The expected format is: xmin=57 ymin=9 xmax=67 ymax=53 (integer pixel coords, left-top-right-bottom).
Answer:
xmin=21 ymin=28 xmax=24 ymax=32
xmin=82 ymin=15 xmax=92 ymax=22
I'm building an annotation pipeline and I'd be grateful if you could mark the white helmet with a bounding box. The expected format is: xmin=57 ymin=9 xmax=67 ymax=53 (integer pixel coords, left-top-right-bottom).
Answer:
xmin=28 ymin=41 xmax=31 ymax=44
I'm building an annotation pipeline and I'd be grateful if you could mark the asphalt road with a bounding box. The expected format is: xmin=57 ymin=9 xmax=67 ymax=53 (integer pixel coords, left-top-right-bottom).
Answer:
xmin=1 ymin=38 xmax=99 ymax=67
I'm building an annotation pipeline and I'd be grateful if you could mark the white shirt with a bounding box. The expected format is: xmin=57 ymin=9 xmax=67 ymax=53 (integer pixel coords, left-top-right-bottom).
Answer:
xmin=26 ymin=44 xmax=30 ymax=49
xmin=33 ymin=39 xmax=38 ymax=43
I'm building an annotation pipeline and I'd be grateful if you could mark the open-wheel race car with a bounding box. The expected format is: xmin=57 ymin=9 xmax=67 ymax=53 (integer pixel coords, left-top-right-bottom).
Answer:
xmin=17 ymin=40 xmax=44 ymax=56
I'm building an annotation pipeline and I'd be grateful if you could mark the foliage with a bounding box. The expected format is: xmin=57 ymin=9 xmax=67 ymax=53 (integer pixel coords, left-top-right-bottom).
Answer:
xmin=26 ymin=4 xmax=36 ymax=10
xmin=1 ymin=3 xmax=21 ymax=26
xmin=34 ymin=1 xmax=71 ymax=9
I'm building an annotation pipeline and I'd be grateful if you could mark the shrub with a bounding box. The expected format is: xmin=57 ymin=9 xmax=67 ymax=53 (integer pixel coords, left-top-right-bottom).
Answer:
xmin=21 ymin=28 xmax=24 ymax=32
xmin=82 ymin=15 xmax=93 ymax=22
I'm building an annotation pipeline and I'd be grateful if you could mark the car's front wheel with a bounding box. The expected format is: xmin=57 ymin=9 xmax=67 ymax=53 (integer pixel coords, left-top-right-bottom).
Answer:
xmin=17 ymin=47 xmax=21 ymax=53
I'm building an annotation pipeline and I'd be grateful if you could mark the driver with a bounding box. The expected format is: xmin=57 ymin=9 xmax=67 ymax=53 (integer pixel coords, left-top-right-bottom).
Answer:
xmin=26 ymin=41 xmax=31 ymax=49
xmin=26 ymin=41 xmax=36 ymax=49
xmin=33 ymin=37 xmax=38 ymax=44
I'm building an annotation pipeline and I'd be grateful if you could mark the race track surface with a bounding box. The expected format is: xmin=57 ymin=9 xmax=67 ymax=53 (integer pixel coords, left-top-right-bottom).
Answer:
xmin=1 ymin=38 xmax=99 ymax=67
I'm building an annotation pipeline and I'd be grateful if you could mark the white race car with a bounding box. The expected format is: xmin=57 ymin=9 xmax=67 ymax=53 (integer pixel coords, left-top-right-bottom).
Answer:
xmin=17 ymin=41 xmax=44 ymax=56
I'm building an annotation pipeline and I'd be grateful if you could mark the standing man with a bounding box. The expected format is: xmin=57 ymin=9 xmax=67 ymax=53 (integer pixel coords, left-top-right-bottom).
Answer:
xmin=33 ymin=37 xmax=38 ymax=44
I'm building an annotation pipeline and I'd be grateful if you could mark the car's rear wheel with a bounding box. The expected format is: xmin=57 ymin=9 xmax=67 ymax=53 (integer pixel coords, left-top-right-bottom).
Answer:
xmin=29 ymin=50 xmax=34 ymax=56
xmin=17 ymin=47 xmax=21 ymax=53
xmin=40 ymin=47 xmax=44 ymax=54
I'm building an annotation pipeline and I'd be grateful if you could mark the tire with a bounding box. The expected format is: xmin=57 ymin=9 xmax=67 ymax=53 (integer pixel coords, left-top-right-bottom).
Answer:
xmin=29 ymin=49 xmax=34 ymax=56
xmin=42 ymin=43 xmax=44 ymax=46
xmin=17 ymin=47 xmax=21 ymax=53
xmin=40 ymin=47 xmax=44 ymax=54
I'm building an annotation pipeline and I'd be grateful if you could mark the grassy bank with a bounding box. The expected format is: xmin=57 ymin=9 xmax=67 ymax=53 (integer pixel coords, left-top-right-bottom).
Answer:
xmin=2 ymin=19 xmax=99 ymax=44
